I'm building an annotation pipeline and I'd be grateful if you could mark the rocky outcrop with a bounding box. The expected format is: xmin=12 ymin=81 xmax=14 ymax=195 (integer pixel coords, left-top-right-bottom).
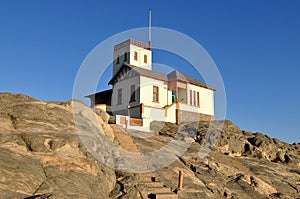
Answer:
xmin=194 ymin=120 xmax=300 ymax=167
xmin=0 ymin=92 xmax=299 ymax=199
xmin=139 ymin=120 xmax=300 ymax=198
xmin=0 ymin=93 xmax=116 ymax=198
xmin=152 ymin=120 xmax=300 ymax=167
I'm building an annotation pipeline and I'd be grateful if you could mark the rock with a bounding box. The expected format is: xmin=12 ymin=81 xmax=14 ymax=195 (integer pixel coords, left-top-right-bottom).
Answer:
xmin=134 ymin=119 xmax=300 ymax=198
xmin=0 ymin=93 xmax=116 ymax=198
xmin=192 ymin=119 xmax=300 ymax=167
xmin=95 ymin=108 xmax=110 ymax=123
xmin=96 ymin=114 xmax=115 ymax=143
xmin=275 ymin=151 xmax=286 ymax=162
xmin=242 ymin=130 xmax=253 ymax=136
xmin=0 ymin=147 xmax=46 ymax=195
xmin=111 ymin=173 xmax=147 ymax=199
xmin=1 ymin=92 xmax=300 ymax=199
xmin=108 ymin=115 xmax=116 ymax=124
xmin=150 ymin=121 xmax=179 ymax=138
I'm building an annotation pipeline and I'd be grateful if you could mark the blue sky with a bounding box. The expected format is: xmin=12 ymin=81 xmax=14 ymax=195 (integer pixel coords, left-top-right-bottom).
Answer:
xmin=0 ymin=1 xmax=299 ymax=143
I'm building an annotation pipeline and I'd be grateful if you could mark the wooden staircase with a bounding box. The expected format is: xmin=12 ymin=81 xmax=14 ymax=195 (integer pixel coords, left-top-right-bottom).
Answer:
xmin=140 ymin=172 xmax=178 ymax=199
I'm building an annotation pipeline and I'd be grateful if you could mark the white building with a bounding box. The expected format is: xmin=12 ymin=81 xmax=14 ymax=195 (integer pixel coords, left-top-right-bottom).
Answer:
xmin=86 ymin=39 xmax=215 ymax=131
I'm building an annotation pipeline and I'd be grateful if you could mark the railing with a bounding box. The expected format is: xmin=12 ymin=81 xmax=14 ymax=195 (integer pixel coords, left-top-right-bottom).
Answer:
xmin=130 ymin=118 xmax=143 ymax=126
xmin=116 ymin=115 xmax=150 ymax=132
xmin=130 ymin=39 xmax=151 ymax=50
xmin=114 ymin=38 xmax=151 ymax=51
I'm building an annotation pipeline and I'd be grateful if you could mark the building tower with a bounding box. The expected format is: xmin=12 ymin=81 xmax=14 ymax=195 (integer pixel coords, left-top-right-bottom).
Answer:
xmin=113 ymin=39 xmax=152 ymax=76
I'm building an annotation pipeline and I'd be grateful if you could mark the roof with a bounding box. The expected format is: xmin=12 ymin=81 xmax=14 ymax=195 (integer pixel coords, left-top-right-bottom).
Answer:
xmin=127 ymin=64 xmax=168 ymax=81
xmin=109 ymin=63 xmax=215 ymax=90
xmin=85 ymin=89 xmax=112 ymax=98
xmin=109 ymin=63 xmax=168 ymax=84
xmin=167 ymin=70 xmax=215 ymax=90
xmin=85 ymin=89 xmax=112 ymax=105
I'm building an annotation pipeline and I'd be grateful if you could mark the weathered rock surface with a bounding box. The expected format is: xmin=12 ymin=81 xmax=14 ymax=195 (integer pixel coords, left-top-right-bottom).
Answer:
xmin=127 ymin=121 xmax=300 ymax=198
xmin=196 ymin=120 xmax=300 ymax=167
xmin=0 ymin=92 xmax=299 ymax=199
xmin=0 ymin=93 xmax=116 ymax=198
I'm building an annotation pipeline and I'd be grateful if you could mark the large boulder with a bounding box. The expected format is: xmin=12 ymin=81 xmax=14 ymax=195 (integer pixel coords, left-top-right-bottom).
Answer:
xmin=0 ymin=93 xmax=116 ymax=198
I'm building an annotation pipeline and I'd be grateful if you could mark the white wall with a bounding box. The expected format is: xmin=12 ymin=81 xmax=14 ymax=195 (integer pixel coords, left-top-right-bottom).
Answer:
xmin=179 ymin=103 xmax=200 ymax=112
xmin=113 ymin=45 xmax=130 ymax=76
xmin=129 ymin=45 xmax=152 ymax=70
xmin=165 ymin=103 xmax=177 ymax=123
xmin=139 ymin=76 xmax=170 ymax=122
xmin=167 ymin=90 xmax=172 ymax=105
xmin=140 ymin=76 xmax=168 ymax=107
xmin=187 ymin=84 xmax=214 ymax=116
xmin=142 ymin=107 xmax=165 ymax=122
xmin=111 ymin=75 xmax=140 ymax=116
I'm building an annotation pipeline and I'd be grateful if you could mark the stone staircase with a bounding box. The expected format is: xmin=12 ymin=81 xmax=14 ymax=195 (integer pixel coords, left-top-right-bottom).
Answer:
xmin=111 ymin=125 xmax=178 ymax=199
xmin=111 ymin=124 xmax=140 ymax=153
xmin=140 ymin=172 xmax=178 ymax=199
xmin=111 ymin=124 xmax=147 ymax=172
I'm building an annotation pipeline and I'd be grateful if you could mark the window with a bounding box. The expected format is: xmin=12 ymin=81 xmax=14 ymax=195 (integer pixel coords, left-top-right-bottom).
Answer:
xmin=117 ymin=88 xmax=122 ymax=105
xmin=144 ymin=55 xmax=147 ymax=63
xmin=189 ymin=90 xmax=192 ymax=105
xmin=124 ymin=52 xmax=127 ymax=61
xmin=172 ymin=89 xmax=176 ymax=102
xmin=194 ymin=91 xmax=196 ymax=106
xmin=153 ymin=86 xmax=159 ymax=102
xmin=130 ymin=85 xmax=136 ymax=102
xmin=197 ymin=92 xmax=200 ymax=107
xmin=134 ymin=51 xmax=138 ymax=61
xmin=116 ymin=56 xmax=119 ymax=64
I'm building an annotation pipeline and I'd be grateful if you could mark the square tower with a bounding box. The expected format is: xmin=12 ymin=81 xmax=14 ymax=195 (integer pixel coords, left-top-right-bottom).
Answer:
xmin=113 ymin=39 xmax=152 ymax=76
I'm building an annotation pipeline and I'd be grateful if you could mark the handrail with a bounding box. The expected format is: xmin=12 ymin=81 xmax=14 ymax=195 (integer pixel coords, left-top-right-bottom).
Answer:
xmin=163 ymin=102 xmax=177 ymax=110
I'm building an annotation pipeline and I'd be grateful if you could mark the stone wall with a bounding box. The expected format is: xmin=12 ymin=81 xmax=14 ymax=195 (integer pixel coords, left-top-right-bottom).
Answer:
xmin=176 ymin=110 xmax=213 ymax=124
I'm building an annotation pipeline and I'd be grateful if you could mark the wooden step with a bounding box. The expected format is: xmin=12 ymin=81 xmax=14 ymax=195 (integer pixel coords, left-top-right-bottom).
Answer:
xmin=155 ymin=192 xmax=178 ymax=199
xmin=147 ymin=187 xmax=171 ymax=194
xmin=140 ymin=176 xmax=159 ymax=183
xmin=143 ymin=181 xmax=165 ymax=187
xmin=141 ymin=172 xmax=157 ymax=177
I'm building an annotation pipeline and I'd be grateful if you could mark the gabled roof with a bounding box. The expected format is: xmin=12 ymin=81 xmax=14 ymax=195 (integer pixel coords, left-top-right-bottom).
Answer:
xmin=85 ymin=89 xmax=112 ymax=105
xmin=167 ymin=70 xmax=215 ymax=90
xmin=128 ymin=64 xmax=168 ymax=81
xmin=109 ymin=63 xmax=168 ymax=84
xmin=109 ymin=63 xmax=215 ymax=90
xmin=85 ymin=89 xmax=112 ymax=98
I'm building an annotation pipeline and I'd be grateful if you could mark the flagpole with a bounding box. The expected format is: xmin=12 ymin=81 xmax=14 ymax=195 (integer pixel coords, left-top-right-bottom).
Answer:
xmin=149 ymin=9 xmax=152 ymax=48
